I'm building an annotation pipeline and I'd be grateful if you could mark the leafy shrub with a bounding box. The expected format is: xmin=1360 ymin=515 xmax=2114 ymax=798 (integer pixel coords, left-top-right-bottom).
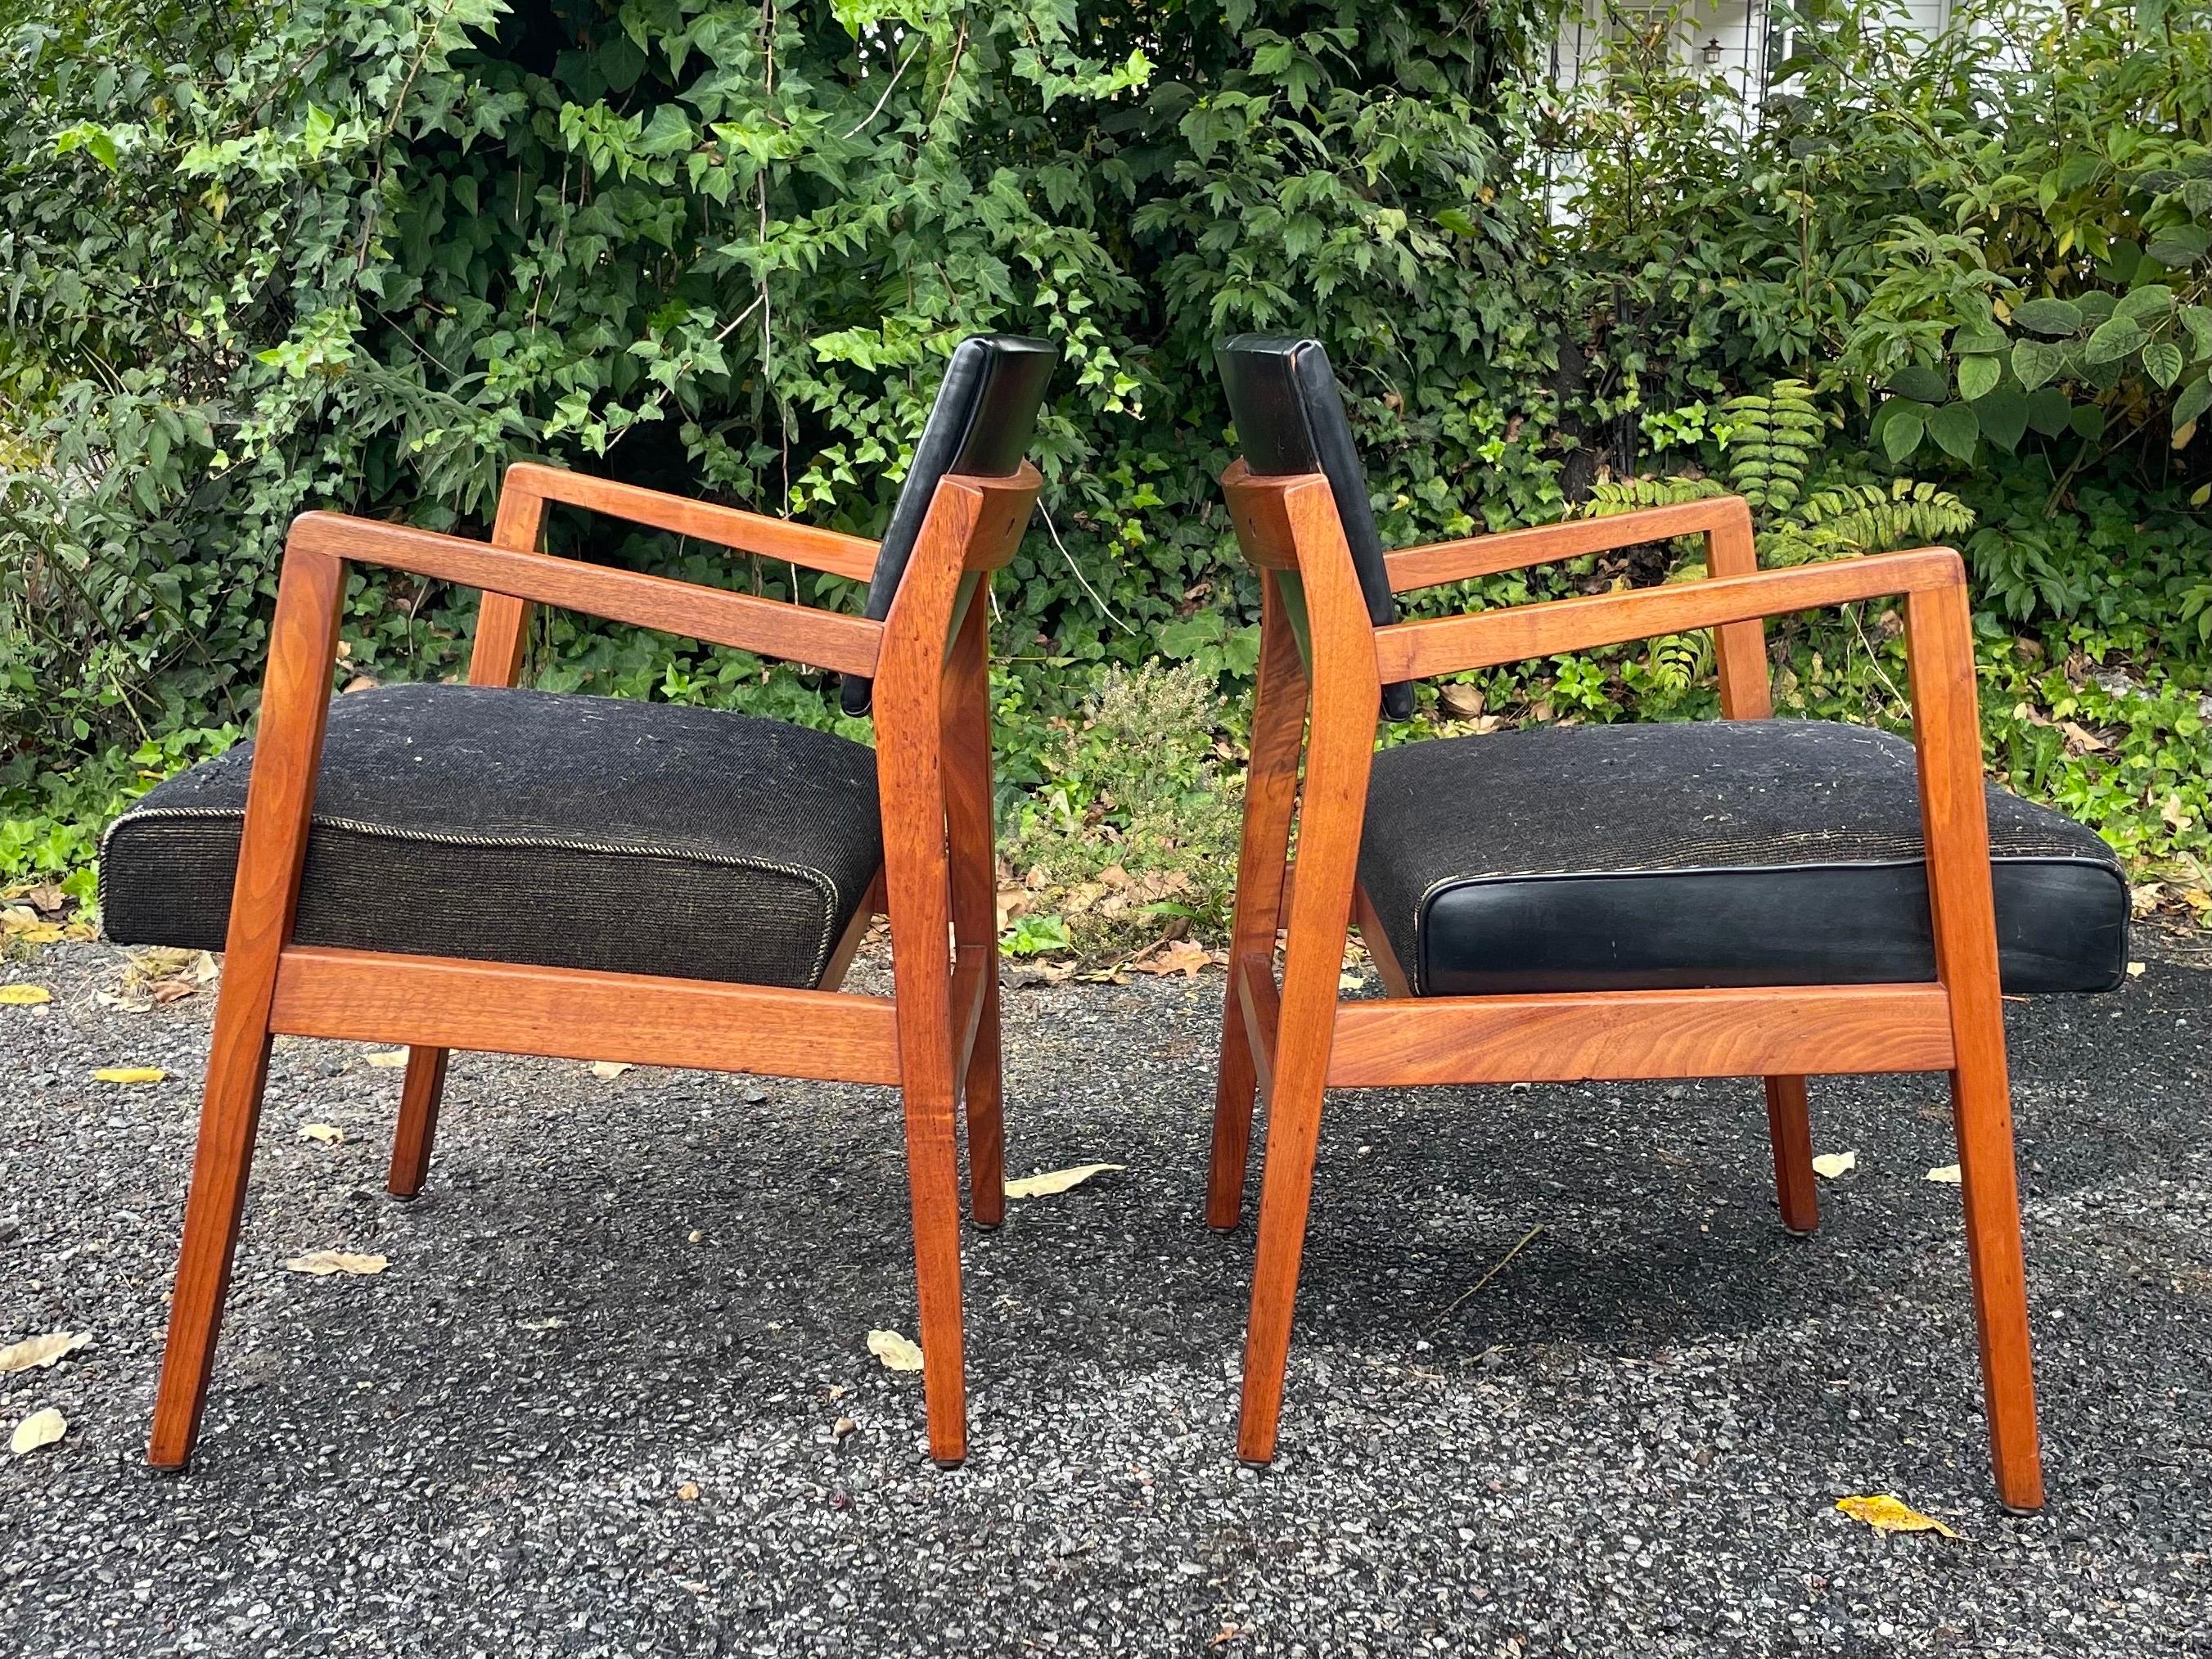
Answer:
xmin=1001 ymin=660 xmax=1245 ymax=958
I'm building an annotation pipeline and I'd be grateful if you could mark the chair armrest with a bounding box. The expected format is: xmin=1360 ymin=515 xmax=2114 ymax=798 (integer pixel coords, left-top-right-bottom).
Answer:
xmin=502 ymin=462 xmax=881 ymax=584
xmin=1384 ymin=498 xmax=1754 ymax=593
xmin=1372 ymin=547 xmax=1962 ymax=682
xmin=287 ymin=512 xmax=883 ymax=678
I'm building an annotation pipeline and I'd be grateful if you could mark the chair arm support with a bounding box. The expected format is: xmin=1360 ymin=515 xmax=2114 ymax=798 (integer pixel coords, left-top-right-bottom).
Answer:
xmin=1371 ymin=547 xmax=1962 ymax=683
xmin=502 ymin=462 xmax=881 ymax=584
xmin=1385 ymin=497 xmax=1755 ymax=593
xmin=286 ymin=511 xmax=883 ymax=678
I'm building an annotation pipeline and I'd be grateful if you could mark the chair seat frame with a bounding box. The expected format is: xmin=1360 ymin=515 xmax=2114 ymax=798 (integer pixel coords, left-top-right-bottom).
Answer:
xmin=149 ymin=459 xmax=1041 ymax=1472
xmin=1208 ymin=462 xmax=2044 ymax=1511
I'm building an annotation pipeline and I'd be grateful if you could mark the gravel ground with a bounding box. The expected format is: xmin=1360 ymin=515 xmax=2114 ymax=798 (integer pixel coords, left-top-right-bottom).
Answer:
xmin=2 ymin=930 xmax=2209 ymax=1657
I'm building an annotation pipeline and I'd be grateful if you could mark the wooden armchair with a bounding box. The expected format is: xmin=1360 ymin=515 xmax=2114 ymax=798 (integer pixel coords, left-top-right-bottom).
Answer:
xmin=1206 ymin=336 xmax=2129 ymax=1511
xmin=103 ymin=335 xmax=1057 ymax=1470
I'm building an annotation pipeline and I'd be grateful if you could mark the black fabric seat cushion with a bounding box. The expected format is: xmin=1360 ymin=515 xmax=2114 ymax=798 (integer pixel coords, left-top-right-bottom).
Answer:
xmin=1359 ymin=719 xmax=2129 ymax=997
xmin=101 ymin=683 xmax=884 ymax=990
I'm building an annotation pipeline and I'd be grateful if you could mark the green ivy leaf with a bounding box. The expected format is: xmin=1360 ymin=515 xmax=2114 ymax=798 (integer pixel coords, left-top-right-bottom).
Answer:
xmin=1974 ymin=386 xmax=2029 ymax=452
xmin=1957 ymin=354 xmax=2003 ymax=402
xmin=1881 ymin=405 xmax=1927 ymax=463
xmin=2025 ymin=387 xmax=2075 ymax=436
xmin=2173 ymin=376 xmax=2212 ymax=429
xmin=2114 ymin=284 xmax=2174 ymax=322
xmin=2012 ymin=338 xmax=2067 ymax=391
xmin=2181 ymin=305 xmax=2212 ymax=358
xmin=2143 ymin=340 xmax=2185 ymax=389
xmin=1888 ymin=364 xmax=1948 ymax=403
xmin=1928 ymin=403 xmax=1980 ymax=462
xmin=2012 ymin=298 xmax=2084 ymax=336
xmin=2146 ymin=224 xmax=2209 ymax=268
xmin=2084 ymin=316 xmax=2147 ymax=363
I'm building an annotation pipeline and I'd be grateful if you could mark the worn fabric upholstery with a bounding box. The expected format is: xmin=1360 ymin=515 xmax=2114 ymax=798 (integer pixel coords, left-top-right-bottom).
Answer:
xmin=1214 ymin=333 xmax=1414 ymax=719
xmin=101 ymin=683 xmax=884 ymax=989
xmin=1360 ymin=719 xmax=2129 ymax=997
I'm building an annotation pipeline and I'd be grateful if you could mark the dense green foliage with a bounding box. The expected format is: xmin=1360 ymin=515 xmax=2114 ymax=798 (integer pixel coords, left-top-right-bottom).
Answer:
xmin=2 ymin=0 xmax=2207 ymax=940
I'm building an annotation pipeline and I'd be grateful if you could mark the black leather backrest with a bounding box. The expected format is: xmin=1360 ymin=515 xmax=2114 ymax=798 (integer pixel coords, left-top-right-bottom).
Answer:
xmin=1214 ymin=335 xmax=1413 ymax=719
xmin=841 ymin=334 xmax=1058 ymax=715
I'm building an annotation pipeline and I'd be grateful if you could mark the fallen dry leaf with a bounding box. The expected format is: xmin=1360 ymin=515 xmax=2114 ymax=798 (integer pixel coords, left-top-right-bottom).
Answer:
xmin=1004 ymin=1161 xmax=1125 ymax=1200
xmin=2 ymin=905 xmax=62 ymax=944
xmin=517 ymin=1316 xmax=568 ymax=1332
xmin=0 ymin=1332 xmax=91 ymax=1374
xmin=362 ymin=1048 xmax=411 ymax=1068
xmin=1810 ymin=1150 xmax=1858 ymax=1179
xmin=96 ymin=990 xmax=153 ymax=1014
xmin=94 ymin=1066 xmax=167 ymax=1085
xmin=1926 ymin=1164 xmax=1962 ymax=1184
xmin=867 ymin=1329 xmax=925 ymax=1372
xmin=588 ymin=1061 xmax=633 ymax=1080
xmin=298 ymin=1124 xmax=345 ymax=1145
xmin=283 ymin=1251 xmax=388 ymax=1277
xmin=833 ymin=1415 xmax=858 ymax=1442
xmin=676 ymin=1481 xmax=701 ymax=1501
xmin=2160 ymin=795 xmax=2193 ymax=832
xmin=1339 ymin=970 xmax=1367 ymax=991
xmin=1129 ymin=939 xmax=1213 ymax=978
xmin=0 ymin=985 xmax=52 ymax=1007
xmin=195 ymin=951 xmax=221 ymax=984
xmin=10 ymin=1407 xmax=66 ymax=1456
xmin=2126 ymin=961 xmax=2147 ymax=978
xmin=24 ymin=882 xmax=65 ymax=913
xmin=150 ymin=980 xmax=197 ymax=1005
xmin=2057 ymin=720 xmax=2107 ymax=754
xmin=1836 ymin=1494 xmax=1961 ymax=1539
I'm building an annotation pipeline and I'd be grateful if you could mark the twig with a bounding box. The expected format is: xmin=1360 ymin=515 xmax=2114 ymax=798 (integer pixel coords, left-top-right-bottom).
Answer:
xmin=844 ymin=42 xmax=920 ymax=139
xmin=1423 ymin=1224 xmax=1545 ymax=1337
xmin=1037 ymin=498 xmax=1135 ymax=634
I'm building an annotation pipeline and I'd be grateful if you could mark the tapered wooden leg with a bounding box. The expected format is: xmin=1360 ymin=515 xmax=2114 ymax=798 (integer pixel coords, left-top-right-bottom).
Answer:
xmin=387 ymin=1046 xmax=449 ymax=1199
xmin=1948 ymin=1051 xmax=2041 ymax=1509
xmin=1210 ymin=576 xmax=1306 ymax=1230
xmin=1908 ymin=575 xmax=2043 ymax=1510
xmin=1764 ymin=1075 xmax=1818 ymax=1235
xmin=150 ymin=539 xmax=345 ymax=1470
xmin=942 ymin=591 xmax=1005 ymax=1228
xmin=1237 ymin=1057 xmax=1327 ymax=1463
xmin=148 ymin=999 xmax=277 ymax=1469
xmin=962 ymin=978 xmax=1006 ymax=1228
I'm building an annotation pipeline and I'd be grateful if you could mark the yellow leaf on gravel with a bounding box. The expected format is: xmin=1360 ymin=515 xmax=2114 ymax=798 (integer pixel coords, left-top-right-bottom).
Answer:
xmin=1003 ymin=1162 xmax=1125 ymax=1200
xmin=0 ymin=1332 xmax=91 ymax=1374
xmin=1810 ymin=1150 xmax=1858 ymax=1179
xmin=867 ymin=1329 xmax=924 ymax=1372
xmin=298 ymin=1124 xmax=345 ymax=1145
xmin=0 ymin=985 xmax=52 ymax=1006
xmin=1926 ymin=1164 xmax=1962 ymax=1184
xmin=283 ymin=1251 xmax=388 ymax=1277
xmin=1836 ymin=1494 xmax=1961 ymax=1539
xmin=10 ymin=1407 xmax=66 ymax=1455
xmin=588 ymin=1061 xmax=633 ymax=1080
xmin=94 ymin=1066 xmax=167 ymax=1085
xmin=2126 ymin=962 xmax=2147 ymax=977
xmin=363 ymin=1049 xmax=410 ymax=1068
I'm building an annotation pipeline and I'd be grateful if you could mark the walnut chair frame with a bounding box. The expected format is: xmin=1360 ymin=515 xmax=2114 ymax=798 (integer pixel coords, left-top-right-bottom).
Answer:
xmin=1209 ymin=466 xmax=2046 ymax=1511
xmin=148 ymin=457 xmax=1039 ymax=1472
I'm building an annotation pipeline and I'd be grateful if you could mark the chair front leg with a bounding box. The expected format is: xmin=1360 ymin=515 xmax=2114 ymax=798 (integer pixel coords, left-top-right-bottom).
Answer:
xmin=151 ymin=544 xmax=345 ymax=1469
xmin=1210 ymin=575 xmax=1308 ymax=1229
xmin=1764 ymin=1075 xmax=1819 ymax=1236
xmin=387 ymin=1047 xmax=449 ymax=1199
xmin=941 ymin=587 xmax=1005 ymax=1227
xmin=1907 ymin=576 xmax=2043 ymax=1511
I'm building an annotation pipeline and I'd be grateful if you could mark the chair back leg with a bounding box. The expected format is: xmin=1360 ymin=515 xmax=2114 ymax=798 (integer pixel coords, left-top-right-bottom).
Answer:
xmin=387 ymin=1046 xmax=449 ymax=1198
xmin=941 ymin=595 xmax=1005 ymax=1227
xmin=1764 ymin=1075 xmax=1820 ymax=1235
xmin=1209 ymin=574 xmax=1306 ymax=1229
